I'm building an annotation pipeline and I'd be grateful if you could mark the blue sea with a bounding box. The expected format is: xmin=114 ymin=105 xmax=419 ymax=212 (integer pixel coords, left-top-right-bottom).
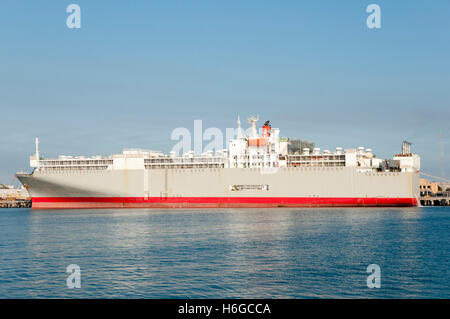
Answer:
xmin=0 ymin=207 xmax=449 ymax=298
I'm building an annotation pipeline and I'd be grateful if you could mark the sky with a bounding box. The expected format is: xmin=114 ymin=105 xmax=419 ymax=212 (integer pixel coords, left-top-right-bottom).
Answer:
xmin=0 ymin=0 xmax=449 ymax=183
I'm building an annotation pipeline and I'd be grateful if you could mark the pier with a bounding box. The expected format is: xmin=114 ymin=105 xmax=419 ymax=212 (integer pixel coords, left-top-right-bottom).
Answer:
xmin=0 ymin=184 xmax=31 ymax=208
xmin=420 ymin=196 xmax=450 ymax=206
xmin=0 ymin=199 xmax=32 ymax=208
xmin=419 ymin=176 xmax=450 ymax=206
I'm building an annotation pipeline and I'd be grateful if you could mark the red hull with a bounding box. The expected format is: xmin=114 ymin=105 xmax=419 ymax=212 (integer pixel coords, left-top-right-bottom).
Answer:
xmin=32 ymin=197 xmax=418 ymax=209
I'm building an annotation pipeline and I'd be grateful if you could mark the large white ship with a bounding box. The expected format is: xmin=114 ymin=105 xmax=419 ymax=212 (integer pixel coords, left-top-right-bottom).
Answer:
xmin=16 ymin=117 xmax=420 ymax=209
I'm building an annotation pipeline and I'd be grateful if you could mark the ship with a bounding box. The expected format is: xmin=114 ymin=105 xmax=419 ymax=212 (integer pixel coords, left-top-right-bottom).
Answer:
xmin=16 ymin=117 xmax=421 ymax=209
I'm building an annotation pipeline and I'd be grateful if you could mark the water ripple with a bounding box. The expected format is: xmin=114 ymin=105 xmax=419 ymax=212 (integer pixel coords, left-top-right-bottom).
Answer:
xmin=0 ymin=207 xmax=449 ymax=298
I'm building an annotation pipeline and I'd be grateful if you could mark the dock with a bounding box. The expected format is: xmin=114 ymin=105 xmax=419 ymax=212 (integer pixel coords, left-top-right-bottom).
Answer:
xmin=420 ymin=196 xmax=450 ymax=206
xmin=0 ymin=199 xmax=32 ymax=208
xmin=0 ymin=184 xmax=31 ymax=208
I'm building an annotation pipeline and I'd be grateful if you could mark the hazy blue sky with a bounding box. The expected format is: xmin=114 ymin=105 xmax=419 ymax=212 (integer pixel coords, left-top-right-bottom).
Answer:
xmin=0 ymin=1 xmax=449 ymax=183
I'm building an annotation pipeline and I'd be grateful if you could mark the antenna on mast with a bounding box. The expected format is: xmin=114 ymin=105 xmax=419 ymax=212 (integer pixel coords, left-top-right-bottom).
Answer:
xmin=35 ymin=137 xmax=40 ymax=160
xmin=441 ymin=132 xmax=445 ymax=179
xmin=247 ymin=115 xmax=259 ymax=138
xmin=237 ymin=116 xmax=243 ymax=138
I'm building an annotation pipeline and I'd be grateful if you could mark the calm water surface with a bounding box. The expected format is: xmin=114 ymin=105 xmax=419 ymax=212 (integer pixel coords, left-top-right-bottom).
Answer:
xmin=0 ymin=207 xmax=449 ymax=298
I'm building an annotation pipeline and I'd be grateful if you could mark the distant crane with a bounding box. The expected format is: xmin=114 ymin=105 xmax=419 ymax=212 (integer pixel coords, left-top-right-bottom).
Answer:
xmin=422 ymin=133 xmax=448 ymax=184
xmin=420 ymin=172 xmax=450 ymax=183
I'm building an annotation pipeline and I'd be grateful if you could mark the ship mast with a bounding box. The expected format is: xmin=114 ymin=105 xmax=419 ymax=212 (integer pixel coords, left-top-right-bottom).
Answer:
xmin=35 ymin=137 xmax=39 ymax=160
xmin=237 ymin=116 xmax=244 ymax=139
xmin=248 ymin=115 xmax=259 ymax=138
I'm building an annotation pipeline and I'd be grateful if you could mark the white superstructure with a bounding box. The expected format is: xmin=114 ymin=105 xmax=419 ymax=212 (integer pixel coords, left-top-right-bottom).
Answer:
xmin=30 ymin=117 xmax=420 ymax=174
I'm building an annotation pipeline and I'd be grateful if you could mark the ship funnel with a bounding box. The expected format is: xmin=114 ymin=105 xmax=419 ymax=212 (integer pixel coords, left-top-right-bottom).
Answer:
xmin=402 ymin=141 xmax=411 ymax=154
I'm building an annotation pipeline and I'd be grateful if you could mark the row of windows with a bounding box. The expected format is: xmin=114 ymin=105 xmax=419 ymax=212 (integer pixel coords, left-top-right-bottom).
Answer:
xmin=285 ymin=167 xmax=346 ymax=171
xmin=40 ymin=160 xmax=113 ymax=166
xmin=288 ymin=155 xmax=346 ymax=161
xmin=144 ymin=164 xmax=225 ymax=169
xmin=39 ymin=166 xmax=109 ymax=171
xmin=144 ymin=157 xmax=224 ymax=164
xmin=36 ymin=166 xmax=400 ymax=174
xmin=288 ymin=162 xmax=346 ymax=167
xmin=363 ymin=172 xmax=400 ymax=176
